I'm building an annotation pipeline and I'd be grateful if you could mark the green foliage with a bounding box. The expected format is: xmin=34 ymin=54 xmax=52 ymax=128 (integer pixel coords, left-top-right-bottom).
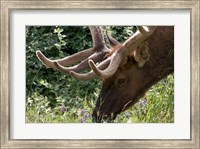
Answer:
xmin=26 ymin=26 xmax=174 ymax=123
xmin=104 ymin=26 xmax=136 ymax=42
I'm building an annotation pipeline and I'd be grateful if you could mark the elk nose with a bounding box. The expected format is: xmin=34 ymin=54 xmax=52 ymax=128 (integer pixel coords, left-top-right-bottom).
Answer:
xmin=92 ymin=109 xmax=104 ymax=123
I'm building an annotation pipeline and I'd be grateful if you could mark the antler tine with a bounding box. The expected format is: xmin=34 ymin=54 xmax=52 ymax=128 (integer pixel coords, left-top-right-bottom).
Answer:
xmin=70 ymin=71 xmax=96 ymax=81
xmin=89 ymin=26 xmax=106 ymax=49
xmin=89 ymin=26 xmax=157 ymax=79
xmin=36 ymin=48 xmax=93 ymax=69
xmin=137 ymin=26 xmax=156 ymax=35
xmin=124 ymin=26 xmax=156 ymax=49
xmin=106 ymin=31 xmax=120 ymax=47
xmin=70 ymin=58 xmax=110 ymax=80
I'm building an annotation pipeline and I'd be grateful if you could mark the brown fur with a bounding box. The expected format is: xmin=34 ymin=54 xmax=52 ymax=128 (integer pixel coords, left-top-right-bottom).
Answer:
xmin=106 ymin=44 xmax=123 ymax=57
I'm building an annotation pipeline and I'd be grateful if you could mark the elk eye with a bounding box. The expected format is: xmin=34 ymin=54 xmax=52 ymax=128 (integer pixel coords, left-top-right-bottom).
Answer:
xmin=117 ymin=78 xmax=126 ymax=86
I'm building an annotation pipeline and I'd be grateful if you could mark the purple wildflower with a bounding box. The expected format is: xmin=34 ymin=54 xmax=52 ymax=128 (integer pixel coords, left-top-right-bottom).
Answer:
xmin=84 ymin=114 xmax=91 ymax=119
xmin=139 ymin=99 xmax=147 ymax=107
xmin=79 ymin=110 xmax=92 ymax=123
xmin=143 ymin=99 xmax=147 ymax=105
xmin=61 ymin=105 xmax=65 ymax=113
xmin=80 ymin=109 xmax=86 ymax=116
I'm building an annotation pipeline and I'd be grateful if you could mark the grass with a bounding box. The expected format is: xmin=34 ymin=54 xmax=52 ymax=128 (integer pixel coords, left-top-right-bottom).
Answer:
xmin=26 ymin=74 xmax=174 ymax=123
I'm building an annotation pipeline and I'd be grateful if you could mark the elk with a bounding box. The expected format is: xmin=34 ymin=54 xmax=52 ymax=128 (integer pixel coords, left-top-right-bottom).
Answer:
xmin=36 ymin=26 xmax=174 ymax=122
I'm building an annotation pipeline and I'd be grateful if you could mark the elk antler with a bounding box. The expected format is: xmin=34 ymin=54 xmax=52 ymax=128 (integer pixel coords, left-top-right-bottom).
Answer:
xmin=106 ymin=31 xmax=119 ymax=47
xmin=36 ymin=26 xmax=110 ymax=79
xmin=88 ymin=26 xmax=157 ymax=79
xmin=37 ymin=26 xmax=156 ymax=80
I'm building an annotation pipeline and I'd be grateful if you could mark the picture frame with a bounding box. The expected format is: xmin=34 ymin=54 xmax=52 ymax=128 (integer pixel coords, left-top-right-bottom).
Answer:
xmin=1 ymin=0 xmax=199 ymax=148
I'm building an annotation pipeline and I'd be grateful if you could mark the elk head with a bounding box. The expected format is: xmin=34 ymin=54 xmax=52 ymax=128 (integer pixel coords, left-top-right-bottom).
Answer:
xmin=36 ymin=26 xmax=174 ymax=122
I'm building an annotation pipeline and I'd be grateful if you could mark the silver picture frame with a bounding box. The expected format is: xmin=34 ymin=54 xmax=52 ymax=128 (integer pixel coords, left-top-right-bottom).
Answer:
xmin=1 ymin=1 xmax=199 ymax=148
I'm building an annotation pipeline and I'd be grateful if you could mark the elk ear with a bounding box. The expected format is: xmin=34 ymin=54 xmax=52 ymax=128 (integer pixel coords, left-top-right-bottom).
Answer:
xmin=134 ymin=42 xmax=150 ymax=68
xmin=106 ymin=32 xmax=120 ymax=47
